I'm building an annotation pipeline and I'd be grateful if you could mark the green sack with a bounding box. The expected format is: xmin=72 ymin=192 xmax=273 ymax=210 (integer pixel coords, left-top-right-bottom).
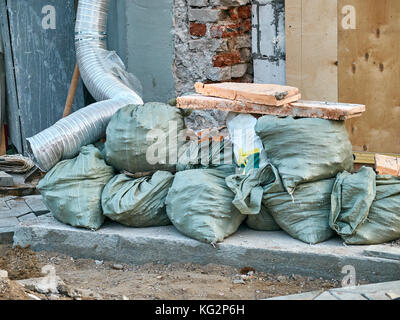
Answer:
xmin=166 ymin=169 xmax=246 ymax=244
xmin=37 ymin=145 xmax=114 ymax=230
xmin=262 ymin=165 xmax=335 ymax=244
xmin=255 ymin=116 xmax=353 ymax=195
xmin=105 ymin=102 xmax=185 ymax=173
xmin=225 ymin=167 xmax=280 ymax=231
xmin=177 ymin=138 xmax=236 ymax=175
xmin=101 ymin=171 xmax=173 ymax=227
xmin=330 ymin=167 xmax=400 ymax=245
xmin=245 ymin=205 xmax=281 ymax=231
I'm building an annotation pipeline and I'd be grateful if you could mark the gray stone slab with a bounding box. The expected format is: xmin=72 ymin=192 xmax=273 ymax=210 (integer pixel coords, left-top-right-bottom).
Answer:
xmin=18 ymin=213 xmax=39 ymax=223
xmin=13 ymin=215 xmax=400 ymax=283
xmin=4 ymin=198 xmax=32 ymax=217
xmin=385 ymin=291 xmax=400 ymax=300
xmin=329 ymin=290 xmax=367 ymax=300
xmin=0 ymin=171 xmax=14 ymax=187
xmin=0 ymin=216 xmax=18 ymax=228
xmin=313 ymin=292 xmax=338 ymax=300
xmin=268 ymin=280 xmax=400 ymax=300
xmin=0 ymin=199 xmax=10 ymax=213
xmin=363 ymin=246 xmax=400 ymax=261
xmin=330 ymin=281 xmax=400 ymax=295
xmin=23 ymin=195 xmax=49 ymax=215
xmin=267 ymin=290 xmax=322 ymax=300
xmin=362 ymin=292 xmax=391 ymax=300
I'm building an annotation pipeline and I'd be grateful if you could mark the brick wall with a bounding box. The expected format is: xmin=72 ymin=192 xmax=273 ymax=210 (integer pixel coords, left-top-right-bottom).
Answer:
xmin=174 ymin=0 xmax=253 ymax=97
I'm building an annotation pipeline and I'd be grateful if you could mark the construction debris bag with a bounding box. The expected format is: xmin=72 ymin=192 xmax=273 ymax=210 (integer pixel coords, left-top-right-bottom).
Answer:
xmin=261 ymin=164 xmax=335 ymax=244
xmin=37 ymin=145 xmax=114 ymax=230
xmin=255 ymin=116 xmax=353 ymax=195
xmin=177 ymin=137 xmax=235 ymax=175
xmin=166 ymin=169 xmax=246 ymax=244
xmin=330 ymin=167 xmax=400 ymax=245
xmin=225 ymin=167 xmax=280 ymax=231
xmin=105 ymin=102 xmax=185 ymax=174
xmin=101 ymin=171 xmax=173 ymax=227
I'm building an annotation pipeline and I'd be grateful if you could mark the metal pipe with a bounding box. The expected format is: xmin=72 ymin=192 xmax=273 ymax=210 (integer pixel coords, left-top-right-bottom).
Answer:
xmin=27 ymin=0 xmax=143 ymax=171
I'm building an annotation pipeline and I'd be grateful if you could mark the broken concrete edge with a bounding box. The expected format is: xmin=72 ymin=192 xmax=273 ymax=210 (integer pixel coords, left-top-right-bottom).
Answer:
xmin=12 ymin=215 xmax=400 ymax=284
xmin=268 ymin=280 xmax=400 ymax=300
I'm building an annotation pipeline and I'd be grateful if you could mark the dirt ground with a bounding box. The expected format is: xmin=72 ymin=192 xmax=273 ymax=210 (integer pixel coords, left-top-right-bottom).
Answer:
xmin=0 ymin=245 xmax=342 ymax=300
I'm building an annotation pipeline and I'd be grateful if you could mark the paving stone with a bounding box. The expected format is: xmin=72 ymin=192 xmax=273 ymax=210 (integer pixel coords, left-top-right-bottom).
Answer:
xmin=0 ymin=200 xmax=10 ymax=214
xmin=385 ymin=291 xmax=400 ymax=300
xmin=18 ymin=213 xmax=39 ymax=223
xmin=4 ymin=198 xmax=32 ymax=217
xmin=267 ymin=290 xmax=322 ymax=300
xmin=0 ymin=217 xmax=19 ymax=228
xmin=313 ymin=292 xmax=338 ymax=300
xmin=363 ymin=246 xmax=400 ymax=261
xmin=362 ymin=292 xmax=391 ymax=300
xmin=23 ymin=195 xmax=49 ymax=215
xmin=0 ymin=171 xmax=14 ymax=187
xmin=329 ymin=290 xmax=367 ymax=300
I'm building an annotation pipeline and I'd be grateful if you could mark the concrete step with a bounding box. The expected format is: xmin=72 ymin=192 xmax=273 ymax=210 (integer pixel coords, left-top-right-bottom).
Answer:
xmin=13 ymin=214 xmax=400 ymax=284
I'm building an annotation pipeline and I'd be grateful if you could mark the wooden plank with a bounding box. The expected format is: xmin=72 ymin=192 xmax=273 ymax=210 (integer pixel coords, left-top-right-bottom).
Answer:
xmin=0 ymin=125 xmax=6 ymax=155
xmin=285 ymin=0 xmax=302 ymax=89
xmin=0 ymin=0 xmax=22 ymax=152
xmin=339 ymin=0 xmax=400 ymax=153
xmin=6 ymin=0 xmax=85 ymax=153
xmin=353 ymin=151 xmax=400 ymax=165
xmin=374 ymin=154 xmax=400 ymax=176
xmin=194 ymin=82 xmax=301 ymax=106
xmin=285 ymin=0 xmax=338 ymax=101
xmin=177 ymin=95 xmax=364 ymax=120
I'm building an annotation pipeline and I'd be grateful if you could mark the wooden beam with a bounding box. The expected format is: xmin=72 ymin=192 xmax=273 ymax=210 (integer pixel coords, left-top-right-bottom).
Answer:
xmin=177 ymin=95 xmax=365 ymax=121
xmin=195 ymin=82 xmax=301 ymax=106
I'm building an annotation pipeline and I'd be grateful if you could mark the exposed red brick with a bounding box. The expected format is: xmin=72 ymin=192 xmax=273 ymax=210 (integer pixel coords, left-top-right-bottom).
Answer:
xmin=190 ymin=23 xmax=207 ymax=37
xmin=210 ymin=19 xmax=251 ymax=38
xmin=213 ymin=51 xmax=241 ymax=67
xmin=238 ymin=5 xmax=251 ymax=20
xmin=229 ymin=8 xmax=239 ymax=20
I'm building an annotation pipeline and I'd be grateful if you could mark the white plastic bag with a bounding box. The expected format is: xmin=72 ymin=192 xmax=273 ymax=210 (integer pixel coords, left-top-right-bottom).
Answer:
xmin=227 ymin=113 xmax=268 ymax=174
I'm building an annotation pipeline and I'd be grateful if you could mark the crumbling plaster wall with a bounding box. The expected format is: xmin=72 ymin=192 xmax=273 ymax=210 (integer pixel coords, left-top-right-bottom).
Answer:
xmin=108 ymin=0 xmax=286 ymax=106
xmin=174 ymin=0 xmax=254 ymax=97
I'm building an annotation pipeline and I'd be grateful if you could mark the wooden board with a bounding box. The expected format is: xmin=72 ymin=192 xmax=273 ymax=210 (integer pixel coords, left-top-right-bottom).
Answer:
xmin=177 ymin=95 xmax=365 ymax=120
xmin=195 ymin=82 xmax=301 ymax=106
xmin=374 ymin=154 xmax=400 ymax=176
xmin=0 ymin=0 xmax=85 ymax=154
xmin=0 ymin=0 xmax=22 ymax=152
xmin=285 ymin=0 xmax=400 ymax=153
xmin=285 ymin=0 xmax=338 ymax=101
xmin=338 ymin=0 xmax=400 ymax=153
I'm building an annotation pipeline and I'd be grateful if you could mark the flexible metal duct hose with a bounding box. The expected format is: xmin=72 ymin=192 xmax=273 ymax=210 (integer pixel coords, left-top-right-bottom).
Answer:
xmin=27 ymin=0 xmax=143 ymax=171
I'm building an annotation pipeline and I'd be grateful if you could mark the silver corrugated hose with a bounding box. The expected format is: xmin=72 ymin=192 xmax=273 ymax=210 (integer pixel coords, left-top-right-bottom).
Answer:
xmin=27 ymin=0 xmax=143 ymax=171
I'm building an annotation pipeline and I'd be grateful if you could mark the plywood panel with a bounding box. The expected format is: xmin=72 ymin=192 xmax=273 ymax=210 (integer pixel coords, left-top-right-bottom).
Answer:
xmin=338 ymin=0 xmax=400 ymax=153
xmin=286 ymin=0 xmax=338 ymax=101
xmin=285 ymin=0 xmax=302 ymax=88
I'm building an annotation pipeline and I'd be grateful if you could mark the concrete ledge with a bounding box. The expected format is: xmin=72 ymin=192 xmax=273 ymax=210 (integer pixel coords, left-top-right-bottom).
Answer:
xmin=13 ymin=215 xmax=400 ymax=283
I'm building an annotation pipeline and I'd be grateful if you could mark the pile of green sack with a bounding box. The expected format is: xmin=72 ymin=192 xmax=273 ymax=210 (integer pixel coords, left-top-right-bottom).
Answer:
xmin=38 ymin=107 xmax=400 ymax=246
xmin=38 ymin=102 xmax=245 ymax=245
